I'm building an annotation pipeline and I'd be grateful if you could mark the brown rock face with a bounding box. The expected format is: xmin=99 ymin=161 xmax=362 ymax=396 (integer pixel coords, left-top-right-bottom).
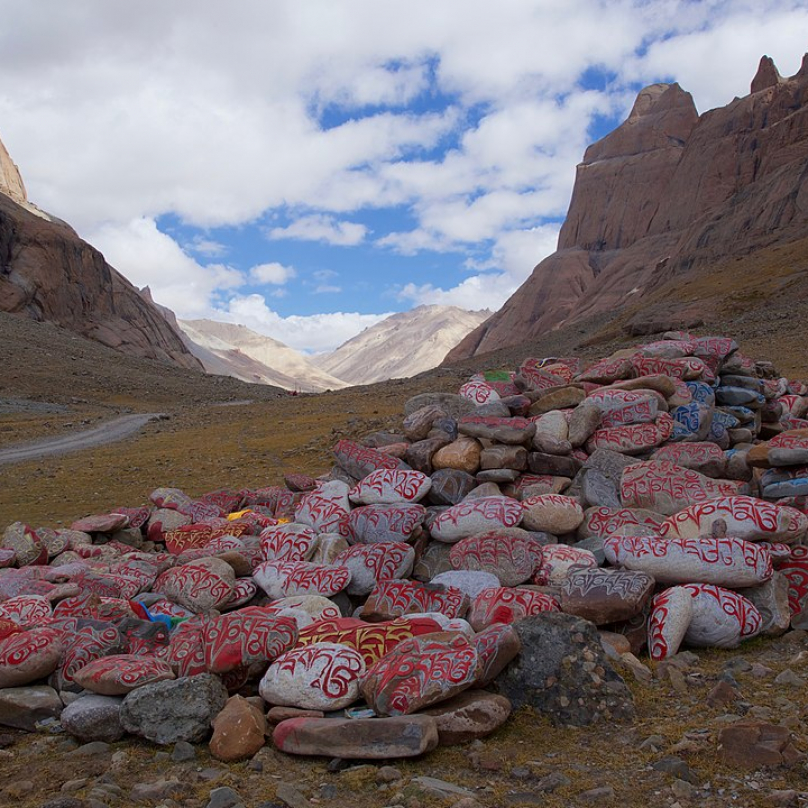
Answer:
xmin=447 ymin=55 xmax=808 ymax=362
xmin=0 ymin=145 xmax=200 ymax=371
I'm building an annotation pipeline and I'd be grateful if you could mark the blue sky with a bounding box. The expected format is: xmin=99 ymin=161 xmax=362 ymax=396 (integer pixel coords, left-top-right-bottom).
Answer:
xmin=1 ymin=1 xmax=807 ymax=352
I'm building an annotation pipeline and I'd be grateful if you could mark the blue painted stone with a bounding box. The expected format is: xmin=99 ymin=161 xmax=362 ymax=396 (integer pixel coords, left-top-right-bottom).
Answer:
xmin=715 ymin=387 xmax=766 ymax=408
xmin=670 ymin=403 xmax=713 ymax=442
xmin=686 ymin=382 xmax=716 ymax=407
xmin=762 ymin=478 xmax=808 ymax=499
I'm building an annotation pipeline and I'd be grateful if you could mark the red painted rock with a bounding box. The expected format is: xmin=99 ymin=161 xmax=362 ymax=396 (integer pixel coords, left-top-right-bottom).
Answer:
xmin=590 ymin=390 xmax=659 ymax=428
xmin=164 ymin=524 xmax=215 ymax=555
xmin=360 ymin=633 xmax=480 ymax=716
xmin=0 ymin=627 xmax=65 ymax=687
xmin=71 ymin=513 xmax=129 ymax=534
xmin=560 ymin=568 xmax=655 ymax=625
xmin=468 ymin=587 xmax=560 ymax=631
xmin=346 ymin=504 xmax=425 ymax=544
xmin=449 ymin=530 xmax=543 ymax=586
xmin=153 ymin=558 xmax=236 ymax=613
xmin=55 ymin=620 xmax=125 ymax=691
xmin=459 ymin=381 xmax=501 ymax=405
xmin=273 ymin=714 xmax=439 ymax=759
xmin=621 ymin=461 xmax=743 ymax=516
xmin=253 ymin=561 xmax=350 ymax=599
xmin=585 ymin=413 xmax=675 ymax=455
xmin=576 ymin=355 xmax=634 ymax=384
xmin=334 ymin=542 xmax=415 ymax=596
xmin=0 ymin=595 xmax=52 ymax=627
xmin=659 ymin=496 xmax=808 ymax=544
xmin=262 ymin=595 xmax=341 ymax=629
xmin=260 ymin=523 xmax=319 ymax=562
xmin=651 ymin=442 xmax=727 ymax=478
xmin=430 ymin=497 xmax=524 ymax=543
xmin=1 ymin=522 xmax=45 ymax=567
xmin=631 ymin=355 xmax=709 ymax=381
xmin=349 ymin=469 xmax=432 ymax=505
xmin=521 ymin=494 xmax=584 ymax=533
xmin=73 ymin=654 xmax=175 ymax=695
xmin=333 ymin=440 xmax=406 ymax=480
xmin=471 ymin=623 xmax=522 ymax=686
xmin=579 ymin=506 xmax=665 ymax=540
xmin=361 ymin=579 xmax=469 ymax=620
xmin=163 ymin=616 xmax=208 ymax=677
xmin=297 ymin=616 xmax=445 ymax=665
xmin=767 ymin=430 xmax=808 ymax=466
xmin=604 ymin=536 xmax=772 ymax=588
xmin=533 ymin=544 xmax=597 ymax=586
xmin=648 ymin=586 xmax=694 ymax=661
xmin=222 ymin=577 xmax=258 ymax=610
xmin=203 ymin=608 xmax=298 ymax=673
xmin=260 ymin=642 xmax=366 ymax=710
xmin=682 ymin=584 xmax=762 ymax=649
xmin=294 ymin=481 xmax=351 ymax=535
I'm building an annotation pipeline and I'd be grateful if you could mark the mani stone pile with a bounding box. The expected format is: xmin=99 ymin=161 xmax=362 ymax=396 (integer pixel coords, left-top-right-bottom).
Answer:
xmin=1 ymin=332 xmax=808 ymax=764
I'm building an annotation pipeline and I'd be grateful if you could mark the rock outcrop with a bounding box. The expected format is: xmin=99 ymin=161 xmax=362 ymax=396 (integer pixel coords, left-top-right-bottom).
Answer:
xmin=0 ymin=136 xmax=201 ymax=370
xmin=446 ymin=54 xmax=808 ymax=362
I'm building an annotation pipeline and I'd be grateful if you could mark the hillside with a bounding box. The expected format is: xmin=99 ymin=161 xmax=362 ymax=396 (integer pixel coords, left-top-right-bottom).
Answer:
xmin=179 ymin=319 xmax=349 ymax=392
xmin=315 ymin=304 xmax=490 ymax=384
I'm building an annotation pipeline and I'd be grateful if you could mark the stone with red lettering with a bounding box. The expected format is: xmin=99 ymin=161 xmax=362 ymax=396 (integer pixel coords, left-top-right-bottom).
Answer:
xmin=334 ymin=542 xmax=415 ymax=596
xmin=521 ymin=494 xmax=584 ymax=534
xmin=203 ymin=608 xmax=298 ymax=673
xmin=585 ymin=413 xmax=674 ymax=455
xmin=333 ymin=440 xmax=406 ymax=480
xmin=361 ymin=579 xmax=469 ymax=620
xmin=620 ymin=461 xmax=743 ymax=516
xmin=349 ymin=469 xmax=432 ymax=505
xmin=0 ymin=627 xmax=65 ymax=687
xmin=153 ymin=558 xmax=235 ymax=613
xmin=682 ymin=584 xmax=762 ymax=649
xmin=604 ymin=535 xmax=772 ymax=588
xmin=468 ymin=587 xmax=560 ymax=631
xmin=262 ymin=595 xmax=341 ymax=629
xmin=260 ymin=523 xmax=319 ymax=562
xmin=346 ymin=504 xmax=425 ymax=545
xmin=260 ymin=642 xmax=366 ymax=711
xmin=533 ymin=543 xmax=597 ymax=585
xmin=73 ymin=654 xmax=175 ymax=695
xmin=1 ymin=522 xmax=45 ymax=567
xmin=660 ymin=496 xmax=808 ymax=544
xmin=449 ymin=529 xmax=543 ymax=586
xmin=561 ymin=568 xmax=655 ymax=625
xmin=253 ymin=561 xmax=351 ymax=599
xmin=294 ymin=481 xmax=351 ymax=536
xmin=430 ymin=497 xmax=523 ymax=543
xmin=360 ymin=632 xmax=480 ymax=716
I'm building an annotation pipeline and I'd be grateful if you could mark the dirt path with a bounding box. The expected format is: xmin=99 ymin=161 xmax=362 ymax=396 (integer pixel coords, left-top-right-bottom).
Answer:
xmin=0 ymin=413 xmax=165 ymax=464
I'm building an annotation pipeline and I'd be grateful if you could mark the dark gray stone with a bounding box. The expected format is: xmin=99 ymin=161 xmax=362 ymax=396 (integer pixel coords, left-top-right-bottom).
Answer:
xmin=404 ymin=393 xmax=476 ymax=419
xmin=120 ymin=674 xmax=228 ymax=745
xmin=0 ymin=685 xmax=63 ymax=731
xmin=428 ymin=469 xmax=477 ymax=505
xmin=493 ymin=613 xmax=634 ymax=727
xmin=207 ymin=786 xmax=244 ymax=808
xmin=580 ymin=469 xmax=621 ymax=509
xmin=61 ymin=694 xmax=124 ymax=743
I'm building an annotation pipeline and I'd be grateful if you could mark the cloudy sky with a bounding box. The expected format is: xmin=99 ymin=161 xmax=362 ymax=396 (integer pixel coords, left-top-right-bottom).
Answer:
xmin=0 ymin=1 xmax=806 ymax=352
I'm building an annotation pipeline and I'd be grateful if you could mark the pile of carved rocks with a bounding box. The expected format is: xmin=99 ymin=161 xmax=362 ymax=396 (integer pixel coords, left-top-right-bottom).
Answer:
xmin=1 ymin=332 xmax=808 ymax=762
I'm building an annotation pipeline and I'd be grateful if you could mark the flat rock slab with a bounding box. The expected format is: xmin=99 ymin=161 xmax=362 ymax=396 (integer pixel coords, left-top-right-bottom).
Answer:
xmin=273 ymin=715 xmax=439 ymax=758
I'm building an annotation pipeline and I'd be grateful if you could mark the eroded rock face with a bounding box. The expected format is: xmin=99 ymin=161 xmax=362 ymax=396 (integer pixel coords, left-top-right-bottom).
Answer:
xmin=0 ymin=134 xmax=200 ymax=371
xmin=447 ymin=55 xmax=808 ymax=362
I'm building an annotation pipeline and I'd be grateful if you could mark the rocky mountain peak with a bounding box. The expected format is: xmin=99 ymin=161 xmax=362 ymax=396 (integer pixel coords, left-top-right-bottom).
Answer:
xmin=447 ymin=51 xmax=808 ymax=363
xmin=0 ymin=136 xmax=26 ymax=205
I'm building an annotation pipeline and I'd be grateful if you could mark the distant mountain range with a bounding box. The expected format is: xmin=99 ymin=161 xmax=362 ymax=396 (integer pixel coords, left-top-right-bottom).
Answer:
xmin=179 ymin=305 xmax=491 ymax=391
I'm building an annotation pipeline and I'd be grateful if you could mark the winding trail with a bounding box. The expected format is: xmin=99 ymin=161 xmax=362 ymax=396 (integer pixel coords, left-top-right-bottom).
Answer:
xmin=0 ymin=413 xmax=165 ymax=465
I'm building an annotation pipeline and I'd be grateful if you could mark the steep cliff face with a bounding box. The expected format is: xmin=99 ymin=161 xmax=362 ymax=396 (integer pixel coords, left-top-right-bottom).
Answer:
xmin=446 ymin=54 xmax=808 ymax=362
xmin=0 ymin=139 xmax=201 ymax=371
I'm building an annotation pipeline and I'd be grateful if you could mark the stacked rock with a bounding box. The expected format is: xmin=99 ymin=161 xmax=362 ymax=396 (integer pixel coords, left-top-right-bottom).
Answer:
xmin=0 ymin=332 xmax=807 ymax=760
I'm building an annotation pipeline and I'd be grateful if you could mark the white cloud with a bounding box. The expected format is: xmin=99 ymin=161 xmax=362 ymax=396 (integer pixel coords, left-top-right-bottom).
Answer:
xmin=398 ymin=223 xmax=560 ymax=309
xmin=0 ymin=0 xmax=805 ymax=321
xmin=214 ymin=294 xmax=392 ymax=353
xmin=315 ymin=284 xmax=342 ymax=294
xmin=268 ymin=214 xmax=368 ymax=246
xmin=86 ymin=217 xmax=244 ymax=318
xmin=250 ymin=262 xmax=297 ymax=285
